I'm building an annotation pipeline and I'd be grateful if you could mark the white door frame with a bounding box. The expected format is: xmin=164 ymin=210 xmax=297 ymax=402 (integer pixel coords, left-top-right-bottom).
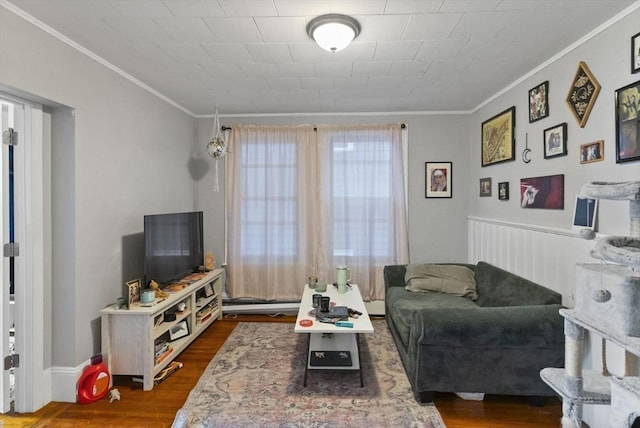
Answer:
xmin=0 ymin=99 xmax=12 ymax=413
xmin=0 ymin=95 xmax=46 ymax=413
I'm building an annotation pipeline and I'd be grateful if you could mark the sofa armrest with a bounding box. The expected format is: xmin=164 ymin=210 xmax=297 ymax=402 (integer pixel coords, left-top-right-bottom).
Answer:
xmin=411 ymin=304 xmax=564 ymax=348
xmin=384 ymin=265 xmax=407 ymax=291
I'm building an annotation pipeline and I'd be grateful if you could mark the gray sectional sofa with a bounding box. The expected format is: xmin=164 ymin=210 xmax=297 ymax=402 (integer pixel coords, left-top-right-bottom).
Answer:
xmin=384 ymin=261 xmax=564 ymax=403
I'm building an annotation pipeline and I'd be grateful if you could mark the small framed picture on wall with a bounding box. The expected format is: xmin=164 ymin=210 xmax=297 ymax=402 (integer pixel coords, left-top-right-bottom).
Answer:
xmin=498 ymin=182 xmax=509 ymax=200
xmin=425 ymin=162 xmax=452 ymax=198
xmin=543 ymin=123 xmax=567 ymax=159
xmin=615 ymin=80 xmax=640 ymax=163
xmin=529 ymin=81 xmax=549 ymax=123
xmin=632 ymin=31 xmax=640 ymax=74
xmin=479 ymin=178 xmax=492 ymax=197
xmin=580 ymin=140 xmax=604 ymax=164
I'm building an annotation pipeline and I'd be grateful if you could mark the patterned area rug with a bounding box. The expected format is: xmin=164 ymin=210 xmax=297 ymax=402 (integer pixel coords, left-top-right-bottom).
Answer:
xmin=172 ymin=320 xmax=445 ymax=428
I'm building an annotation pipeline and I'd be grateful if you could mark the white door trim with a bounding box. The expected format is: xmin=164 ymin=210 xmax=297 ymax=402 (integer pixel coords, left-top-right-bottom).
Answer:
xmin=0 ymin=98 xmax=12 ymax=413
xmin=14 ymin=103 xmax=45 ymax=412
xmin=0 ymin=94 xmax=46 ymax=413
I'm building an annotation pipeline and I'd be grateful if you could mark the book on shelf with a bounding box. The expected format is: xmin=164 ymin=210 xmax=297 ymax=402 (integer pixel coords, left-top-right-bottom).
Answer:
xmin=155 ymin=346 xmax=173 ymax=365
xmin=197 ymin=312 xmax=213 ymax=324
xmin=155 ymin=340 xmax=169 ymax=354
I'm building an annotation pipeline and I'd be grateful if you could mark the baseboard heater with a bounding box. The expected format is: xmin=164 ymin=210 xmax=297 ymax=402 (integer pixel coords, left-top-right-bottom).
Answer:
xmin=222 ymin=300 xmax=300 ymax=315
xmin=222 ymin=299 xmax=385 ymax=316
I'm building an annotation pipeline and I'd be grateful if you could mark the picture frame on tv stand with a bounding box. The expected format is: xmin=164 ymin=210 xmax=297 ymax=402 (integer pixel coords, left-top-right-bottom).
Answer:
xmin=169 ymin=320 xmax=189 ymax=342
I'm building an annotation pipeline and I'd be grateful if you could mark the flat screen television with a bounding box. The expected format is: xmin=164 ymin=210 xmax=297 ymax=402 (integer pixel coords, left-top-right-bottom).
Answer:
xmin=144 ymin=211 xmax=204 ymax=287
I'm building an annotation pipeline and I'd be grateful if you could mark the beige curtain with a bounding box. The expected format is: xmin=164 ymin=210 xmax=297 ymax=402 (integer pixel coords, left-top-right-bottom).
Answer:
xmin=226 ymin=124 xmax=316 ymax=300
xmin=226 ymin=123 xmax=408 ymax=301
xmin=316 ymin=124 xmax=409 ymax=300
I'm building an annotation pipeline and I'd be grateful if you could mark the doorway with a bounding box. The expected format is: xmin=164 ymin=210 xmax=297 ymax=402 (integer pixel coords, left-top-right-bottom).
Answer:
xmin=1 ymin=98 xmax=17 ymax=413
xmin=0 ymin=93 xmax=47 ymax=413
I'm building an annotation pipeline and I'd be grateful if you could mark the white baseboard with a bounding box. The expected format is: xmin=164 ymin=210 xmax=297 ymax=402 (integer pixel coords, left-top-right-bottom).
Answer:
xmin=50 ymin=361 xmax=86 ymax=403
xmin=365 ymin=300 xmax=385 ymax=315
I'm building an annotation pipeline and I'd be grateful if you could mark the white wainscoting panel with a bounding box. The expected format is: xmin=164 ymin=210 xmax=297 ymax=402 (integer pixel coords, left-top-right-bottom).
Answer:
xmin=468 ymin=216 xmax=636 ymax=426
xmin=468 ymin=216 xmax=599 ymax=307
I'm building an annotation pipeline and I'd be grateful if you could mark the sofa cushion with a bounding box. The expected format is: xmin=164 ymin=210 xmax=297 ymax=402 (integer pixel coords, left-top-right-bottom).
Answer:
xmin=405 ymin=264 xmax=478 ymax=300
xmin=386 ymin=287 xmax=479 ymax=349
xmin=474 ymin=261 xmax=562 ymax=307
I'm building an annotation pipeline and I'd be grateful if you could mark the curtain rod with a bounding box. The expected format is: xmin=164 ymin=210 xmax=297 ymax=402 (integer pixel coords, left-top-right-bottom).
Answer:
xmin=221 ymin=123 xmax=406 ymax=131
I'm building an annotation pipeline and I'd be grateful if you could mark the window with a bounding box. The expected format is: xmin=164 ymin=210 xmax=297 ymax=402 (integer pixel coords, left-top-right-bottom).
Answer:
xmin=331 ymin=136 xmax=392 ymax=259
xmin=240 ymin=140 xmax=298 ymax=259
xmin=226 ymin=124 xmax=407 ymax=301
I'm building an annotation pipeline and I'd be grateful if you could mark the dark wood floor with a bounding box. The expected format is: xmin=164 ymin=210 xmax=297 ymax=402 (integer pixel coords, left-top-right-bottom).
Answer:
xmin=0 ymin=314 xmax=561 ymax=427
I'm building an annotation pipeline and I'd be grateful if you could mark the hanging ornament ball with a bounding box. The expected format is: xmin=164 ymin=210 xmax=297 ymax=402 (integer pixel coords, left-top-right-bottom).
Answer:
xmin=206 ymin=137 xmax=226 ymax=159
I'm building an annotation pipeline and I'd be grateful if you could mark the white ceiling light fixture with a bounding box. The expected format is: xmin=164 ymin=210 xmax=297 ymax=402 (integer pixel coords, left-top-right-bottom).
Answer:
xmin=306 ymin=14 xmax=361 ymax=53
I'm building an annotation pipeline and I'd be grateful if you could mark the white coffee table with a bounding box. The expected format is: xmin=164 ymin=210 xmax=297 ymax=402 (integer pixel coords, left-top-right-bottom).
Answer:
xmin=294 ymin=283 xmax=374 ymax=386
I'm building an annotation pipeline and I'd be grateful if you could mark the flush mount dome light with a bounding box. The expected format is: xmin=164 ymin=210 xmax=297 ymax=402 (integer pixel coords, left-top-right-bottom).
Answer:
xmin=306 ymin=14 xmax=361 ymax=53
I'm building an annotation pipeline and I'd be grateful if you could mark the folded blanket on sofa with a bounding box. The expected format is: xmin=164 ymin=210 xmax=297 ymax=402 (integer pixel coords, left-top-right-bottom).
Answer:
xmin=404 ymin=263 xmax=478 ymax=300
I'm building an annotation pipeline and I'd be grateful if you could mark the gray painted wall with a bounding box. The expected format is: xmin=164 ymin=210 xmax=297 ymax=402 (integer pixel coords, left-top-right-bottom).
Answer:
xmin=1 ymin=9 xmax=197 ymax=366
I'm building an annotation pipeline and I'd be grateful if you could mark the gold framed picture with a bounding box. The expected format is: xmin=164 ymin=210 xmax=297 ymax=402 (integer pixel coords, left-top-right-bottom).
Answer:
xmin=580 ymin=140 xmax=604 ymax=164
xmin=566 ymin=61 xmax=600 ymax=128
xmin=481 ymin=106 xmax=516 ymax=167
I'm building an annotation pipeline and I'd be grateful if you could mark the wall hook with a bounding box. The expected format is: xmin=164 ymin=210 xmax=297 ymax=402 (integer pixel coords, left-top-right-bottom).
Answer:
xmin=522 ymin=132 xmax=532 ymax=163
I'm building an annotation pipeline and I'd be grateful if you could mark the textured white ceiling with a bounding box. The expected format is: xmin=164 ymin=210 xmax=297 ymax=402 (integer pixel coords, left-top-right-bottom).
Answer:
xmin=4 ymin=0 xmax=638 ymax=116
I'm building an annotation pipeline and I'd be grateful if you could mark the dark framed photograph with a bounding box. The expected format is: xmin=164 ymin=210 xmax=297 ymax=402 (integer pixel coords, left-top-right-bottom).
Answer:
xmin=580 ymin=140 xmax=604 ymax=164
xmin=543 ymin=122 xmax=567 ymax=159
xmin=632 ymin=31 xmax=640 ymax=74
xmin=169 ymin=320 xmax=189 ymax=341
xmin=520 ymin=174 xmax=564 ymax=209
xmin=479 ymin=178 xmax=492 ymax=197
xmin=529 ymin=81 xmax=549 ymax=123
xmin=425 ymin=161 xmax=452 ymax=198
xmin=615 ymin=80 xmax=640 ymax=163
xmin=481 ymin=106 xmax=516 ymax=167
xmin=572 ymin=197 xmax=598 ymax=231
xmin=566 ymin=61 xmax=600 ymax=128
xmin=498 ymin=182 xmax=509 ymax=201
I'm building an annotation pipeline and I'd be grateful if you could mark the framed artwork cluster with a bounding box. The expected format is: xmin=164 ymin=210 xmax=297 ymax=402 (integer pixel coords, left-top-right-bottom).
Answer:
xmin=460 ymin=32 xmax=638 ymax=210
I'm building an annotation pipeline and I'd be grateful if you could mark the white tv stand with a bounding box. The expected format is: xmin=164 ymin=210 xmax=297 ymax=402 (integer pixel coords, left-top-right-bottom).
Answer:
xmin=101 ymin=269 xmax=224 ymax=390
